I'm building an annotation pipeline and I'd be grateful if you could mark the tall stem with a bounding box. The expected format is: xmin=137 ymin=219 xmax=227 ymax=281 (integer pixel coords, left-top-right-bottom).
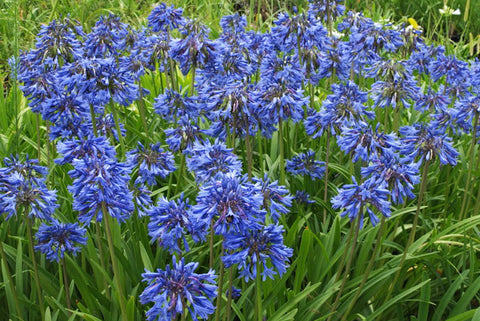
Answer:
xmin=327 ymin=213 xmax=362 ymax=321
xmin=323 ymin=129 xmax=331 ymax=225
xmin=26 ymin=216 xmax=45 ymax=320
xmin=245 ymin=125 xmax=253 ymax=180
xmin=109 ymin=101 xmax=126 ymax=159
xmin=102 ymin=204 xmax=128 ymax=321
xmin=278 ymin=116 xmax=285 ymax=186
xmin=137 ymin=80 xmax=149 ymax=135
xmin=225 ymin=266 xmax=234 ymax=321
xmin=384 ymin=160 xmax=430 ymax=306
xmin=61 ymin=257 xmax=72 ymax=315
xmin=174 ymin=153 xmax=186 ymax=196
xmin=0 ymin=241 xmax=22 ymax=319
xmin=209 ymin=224 xmax=215 ymax=269
xmin=214 ymin=245 xmax=225 ymax=321
xmin=459 ymin=112 xmax=478 ymax=220
xmin=36 ymin=113 xmax=42 ymax=161
xmin=95 ymin=221 xmax=110 ymax=299
xmin=342 ymin=217 xmax=386 ymax=320
xmin=256 ymin=262 xmax=263 ymax=321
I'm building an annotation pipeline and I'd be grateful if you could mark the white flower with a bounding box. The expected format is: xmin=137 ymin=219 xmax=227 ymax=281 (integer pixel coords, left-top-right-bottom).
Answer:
xmin=439 ymin=5 xmax=461 ymax=16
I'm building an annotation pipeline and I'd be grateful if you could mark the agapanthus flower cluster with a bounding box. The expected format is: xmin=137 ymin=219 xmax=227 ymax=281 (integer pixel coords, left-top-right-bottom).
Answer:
xmin=399 ymin=123 xmax=459 ymax=165
xmin=223 ymin=224 xmax=293 ymax=282
xmin=332 ymin=176 xmax=391 ymax=227
xmin=193 ymin=172 xmax=265 ymax=235
xmin=148 ymin=194 xmax=205 ymax=254
xmin=186 ymin=140 xmax=242 ymax=183
xmin=0 ymin=156 xmax=58 ymax=221
xmin=34 ymin=219 xmax=87 ymax=262
xmin=286 ymin=150 xmax=326 ymax=180
xmin=253 ymin=175 xmax=292 ymax=223
xmin=140 ymin=256 xmax=217 ymax=321
xmin=127 ymin=142 xmax=175 ymax=186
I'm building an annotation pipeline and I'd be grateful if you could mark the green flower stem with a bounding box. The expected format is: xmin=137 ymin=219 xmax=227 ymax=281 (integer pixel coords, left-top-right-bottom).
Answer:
xmin=26 ymin=215 xmax=45 ymax=320
xmin=89 ymin=104 xmax=98 ymax=136
xmin=36 ymin=113 xmax=42 ymax=161
xmin=0 ymin=241 xmax=22 ymax=320
xmin=102 ymin=204 xmax=128 ymax=321
xmin=209 ymin=224 xmax=215 ymax=269
xmin=95 ymin=220 xmax=110 ymax=299
xmin=245 ymin=126 xmax=253 ymax=180
xmin=342 ymin=217 xmax=386 ymax=320
xmin=190 ymin=64 xmax=196 ymax=96
xmin=224 ymin=266 xmax=234 ymax=321
xmin=109 ymin=101 xmax=126 ymax=159
xmin=214 ymin=245 xmax=226 ymax=321
xmin=137 ymin=80 xmax=149 ymax=135
xmin=168 ymin=57 xmax=177 ymax=91
xmin=278 ymin=116 xmax=285 ymax=186
xmin=256 ymin=261 xmax=263 ymax=321
xmin=257 ymin=132 xmax=265 ymax=174
xmin=61 ymin=257 xmax=72 ymax=315
xmin=174 ymin=153 xmax=186 ymax=196
xmin=384 ymin=159 xmax=430 ymax=307
xmin=327 ymin=212 xmax=362 ymax=321
xmin=323 ymin=129 xmax=331 ymax=225
xmin=459 ymin=112 xmax=478 ymax=220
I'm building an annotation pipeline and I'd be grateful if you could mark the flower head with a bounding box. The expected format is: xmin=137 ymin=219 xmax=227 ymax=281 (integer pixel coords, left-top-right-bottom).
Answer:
xmin=223 ymin=224 xmax=293 ymax=282
xmin=140 ymin=256 xmax=217 ymax=321
xmin=35 ymin=219 xmax=87 ymax=262
xmin=331 ymin=176 xmax=391 ymax=227
xmin=286 ymin=150 xmax=325 ymax=180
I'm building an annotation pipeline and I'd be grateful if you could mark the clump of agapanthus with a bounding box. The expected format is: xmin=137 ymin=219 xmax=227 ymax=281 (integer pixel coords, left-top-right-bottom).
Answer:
xmin=34 ymin=219 xmax=87 ymax=262
xmin=253 ymin=174 xmax=293 ymax=223
xmin=316 ymin=36 xmax=352 ymax=81
xmin=337 ymin=122 xmax=399 ymax=162
xmin=370 ymin=68 xmax=420 ymax=109
xmin=305 ymin=81 xmax=372 ymax=138
xmin=362 ymin=154 xmax=421 ymax=205
xmin=454 ymin=94 xmax=480 ymax=134
xmin=84 ymin=14 xmax=129 ymax=57
xmin=192 ymin=171 xmax=265 ymax=236
xmin=154 ymin=88 xmax=199 ymax=121
xmin=0 ymin=156 xmax=58 ymax=221
xmin=31 ymin=16 xmax=85 ymax=66
xmin=186 ymin=140 xmax=242 ymax=184
xmin=140 ymin=256 xmax=217 ymax=321
xmin=95 ymin=113 xmax=126 ymax=142
xmin=308 ymin=0 xmax=346 ymax=22
xmin=65 ymin=137 xmax=134 ymax=225
xmin=406 ymin=42 xmax=444 ymax=75
xmin=170 ymin=19 xmax=218 ymax=76
xmin=148 ymin=3 xmax=185 ymax=33
xmin=127 ymin=142 xmax=175 ymax=186
xmin=164 ymin=116 xmax=208 ymax=153
xmin=415 ymin=85 xmax=451 ymax=112
xmin=131 ymin=180 xmax=152 ymax=217
xmin=222 ymin=224 xmax=293 ymax=282
xmin=429 ymin=103 xmax=464 ymax=135
xmin=286 ymin=150 xmax=326 ymax=180
xmin=56 ymin=135 xmax=116 ymax=165
xmin=294 ymin=190 xmax=315 ymax=206
xmin=399 ymin=122 xmax=459 ymax=165
xmin=148 ymin=193 xmax=206 ymax=254
xmin=429 ymin=53 xmax=470 ymax=88
xmin=332 ymin=176 xmax=391 ymax=227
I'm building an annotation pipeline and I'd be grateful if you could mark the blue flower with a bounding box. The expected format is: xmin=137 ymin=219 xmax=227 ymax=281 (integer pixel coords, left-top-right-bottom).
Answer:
xmin=84 ymin=14 xmax=129 ymax=57
xmin=331 ymin=176 xmax=391 ymax=227
xmin=147 ymin=194 xmax=206 ymax=254
xmin=127 ymin=142 xmax=176 ymax=185
xmin=0 ymin=156 xmax=58 ymax=221
xmin=253 ymin=174 xmax=292 ymax=223
xmin=34 ymin=219 xmax=87 ymax=262
xmin=222 ymin=224 xmax=293 ymax=282
xmin=164 ymin=116 xmax=207 ymax=153
xmin=337 ymin=122 xmax=399 ymax=162
xmin=148 ymin=3 xmax=185 ymax=33
xmin=399 ymin=123 xmax=459 ymax=165
xmin=186 ymin=140 xmax=242 ymax=184
xmin=305 ymin=81 xmax=372 ymax=138
xmin=67 ymin=140 xmax=134 ymax=225
xmin=140 ymin=256 xmax=217 ymax=321
xmin=192 ymin=172 xmax=265 ymax=236
xmin=154 ymin=88 xmax=199 ymax=121
xmin=362 ymin=154 xmax=421 ymax=205
xmin=286 ymin=150 xmax=325 ymax=180
xmin=294 ymin=190 xmax=315 ymax=205
xmin=56 ymin=135 xmax=117 ymax=165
